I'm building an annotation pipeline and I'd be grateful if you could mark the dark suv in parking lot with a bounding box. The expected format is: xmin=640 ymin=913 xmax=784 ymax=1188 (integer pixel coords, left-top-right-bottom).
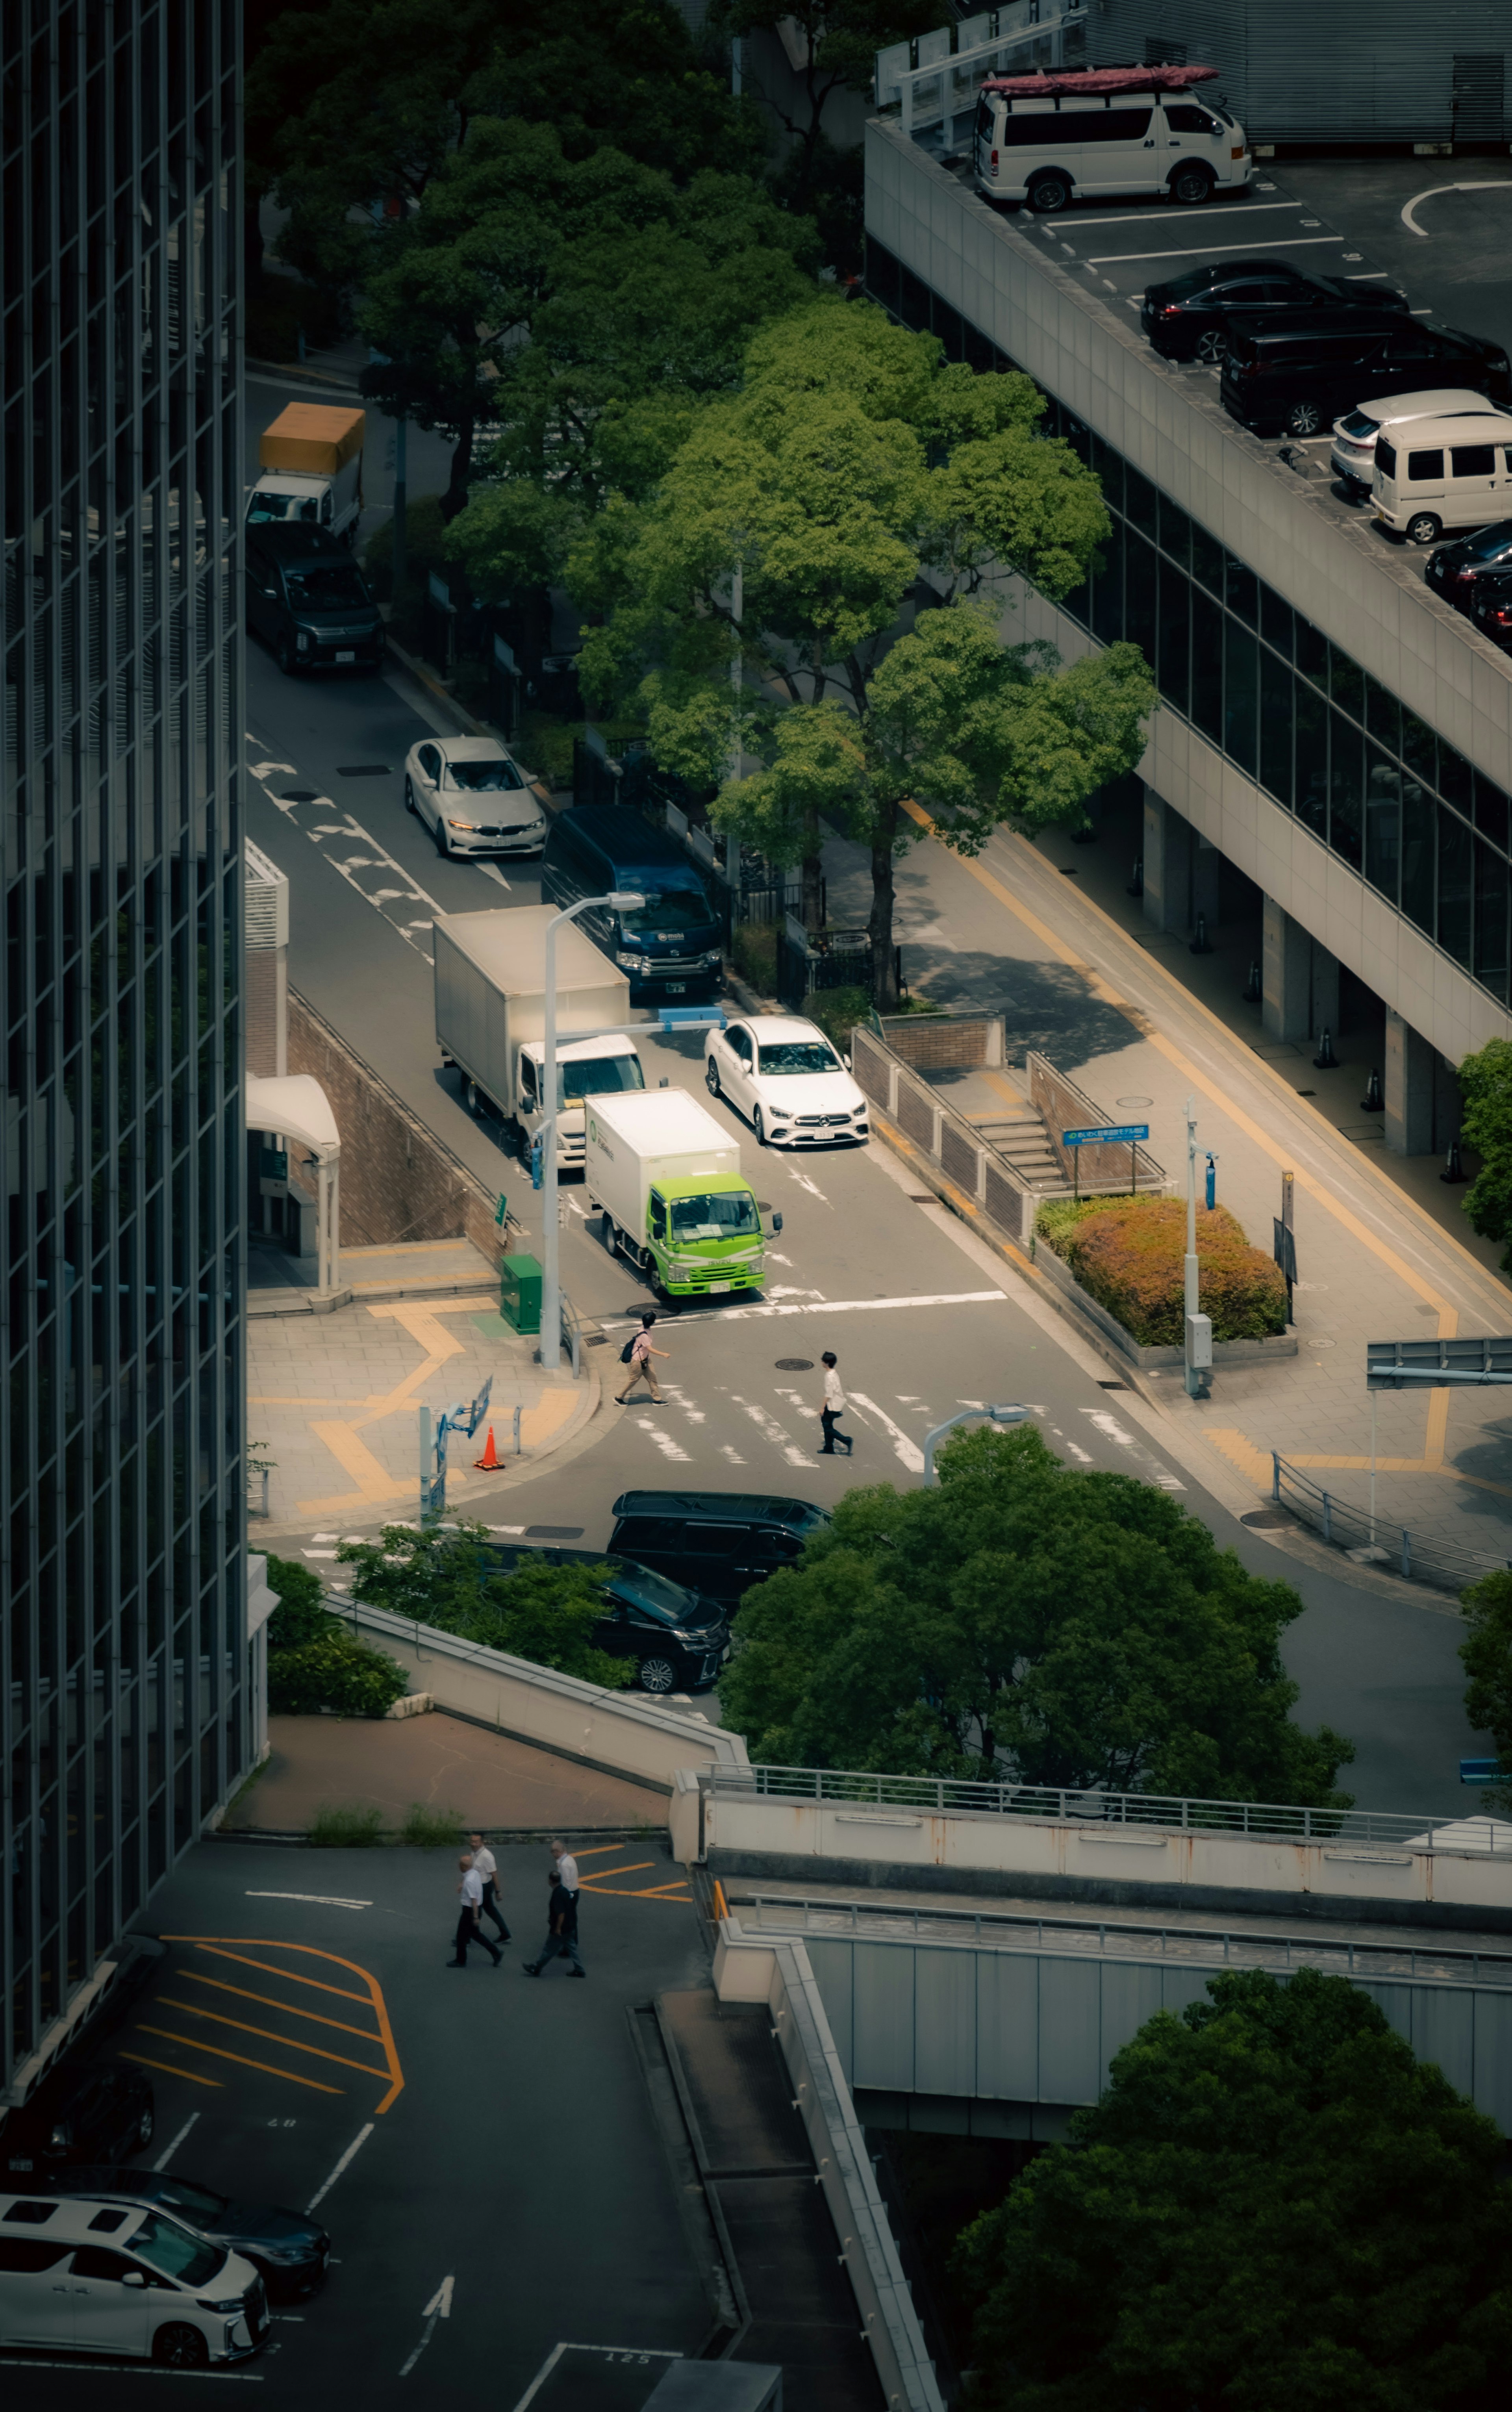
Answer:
xmin=481 ymin=1542 xmax=729 ymax=1693
xmin=1221 ymin=312 xmax=1512 ymax=438
xmin=1142 ymin=259 xmax=1409 ymax=365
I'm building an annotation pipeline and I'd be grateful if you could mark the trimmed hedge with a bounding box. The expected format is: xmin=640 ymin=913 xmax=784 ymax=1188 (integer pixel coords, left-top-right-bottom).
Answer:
xmin=1036 ymin=1196 xmax=1288 ymax=1346
xmin=268 ymin=1631 xmax=410 ymax=1719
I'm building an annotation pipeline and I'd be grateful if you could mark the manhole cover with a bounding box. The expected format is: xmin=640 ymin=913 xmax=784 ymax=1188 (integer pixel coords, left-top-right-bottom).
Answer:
xmin=584 ymin=1333 xmax=609 ymax=1346
xmin=775 ymin=1358 xmax=814 ymax=1371
xmin=336 ymin=764 xmax=389 ymax=776
xmin=280 ymin=789 xmax=318 ymax=802
xmin=1241 ymin=1508 xmax=1297 ymax=1531
xmin=524 ymin=1525 xmax=584 ymax=1541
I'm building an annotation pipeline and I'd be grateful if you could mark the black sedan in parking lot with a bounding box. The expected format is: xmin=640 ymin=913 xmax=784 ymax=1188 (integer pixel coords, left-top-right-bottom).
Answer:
xmin=41 ymin=2168 xmax=330 ymax=2302
xmin=1424 ymin=519 xmax=1512 ymax=613
xmin=1468 ymin=570 xmax=1512 ymax=650
xmin=1141 ymin=260 xmax=1409 ymax=363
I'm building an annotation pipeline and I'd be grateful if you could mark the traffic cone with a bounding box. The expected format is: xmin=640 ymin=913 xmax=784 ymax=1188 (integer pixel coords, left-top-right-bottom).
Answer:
xmin=1441 ymin=1140 xmax=1468 ymax=1185
xmin=1243 ymin=960 xmax=1262 ymax=1003
xmin=1360 ymin=1068 xmax=1383 ymax=1112
xmin=1126 ymin=854 xmax=1144 ymax=897
xmin=472 ymin=1424 xmax=502 ymax=1470
xmin=1312 ymin=1026 xmax=1338 ymax=1069
xmin=1189 ymin=913 xmax=1213 ymax=955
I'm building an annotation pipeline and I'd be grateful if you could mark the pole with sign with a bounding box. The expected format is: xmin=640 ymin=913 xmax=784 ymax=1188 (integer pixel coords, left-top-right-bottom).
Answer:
xmin=1061 ymin=1123 xmax=1149 ymax=1209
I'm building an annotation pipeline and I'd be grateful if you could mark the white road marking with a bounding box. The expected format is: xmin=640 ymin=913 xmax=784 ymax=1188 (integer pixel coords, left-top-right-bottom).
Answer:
xmin=601 ymin=1290 xmax=1008 ymax=1327
xmin=305 ymin=2121 xmax=375 ymax=2215
xmin=475 ymin=863 xmax=511 ymax=888
xmin=1082 ymin=1407 xmax=1136 ymax=1447
xmin=635 ymin=1415 xmax=692 ymax=1461
xmin=661 ymin=1385 xmax=706 ymax=1424
xmin=1066 ymin=1442 xmax=1094 ymax=1463
xmin=302 ymin=1548 xmax=338 ymax=1559
xmin=849 ymin=1393 xmax=926 ymax=1472
xmin=775 ymin=1388 xmax=819 ymax=1419
xmin=153 ymin=2112 xmax=200 ymax=2172
xmin=1401 ymin=178 xmax=1512 ymax=238
xmin=1088 ymin=235 xmax=1343 ymax=265
xmin=0 ymin=2359 xmax=262 ymax=2382
xmin=245 ymin=1890 xmax=372 ymax=1909
xmin=719 ymin=1444 xmax=748 ymax=1465
xmin=399 ymin=2274 xmax=456 ymax=2377
xmin=732 ymin=1395 xmax=811 ymax=1467
xmin=786 ymin=1168 xmax=832 ymax=1205
xmin=1059 ymin=199 xmax=1303 ymax=231
xmin=767 ymin=1284 xmax=825 ymax=1300
xmin=252 ymin=771 xmax=447 ymax=963
xmin=249 ymin=759 xmax=295 ymax=777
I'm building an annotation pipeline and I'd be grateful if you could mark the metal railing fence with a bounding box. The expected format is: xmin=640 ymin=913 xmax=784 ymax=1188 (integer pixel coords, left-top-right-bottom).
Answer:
xmin=1272 ymin=1454 xmax=1512 ymax=1594
xmin=706 ymin=1761 xmax=1511 ymax=1852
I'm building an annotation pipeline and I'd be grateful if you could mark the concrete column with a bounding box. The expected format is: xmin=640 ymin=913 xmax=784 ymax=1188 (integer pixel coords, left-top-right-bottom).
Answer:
xmin=1384 ymin=1009 xmax=1435 ymax=1155
xmin=1262 ymin=897 xmax=1311 ymax=1042
xmin=1310 ymin=943 xmax=1340 ymax=1045
xmin=1192 ymin=838 xmax=1221 ymax=935
xmin=1143 ymin=793 xmax=1191 ymax=934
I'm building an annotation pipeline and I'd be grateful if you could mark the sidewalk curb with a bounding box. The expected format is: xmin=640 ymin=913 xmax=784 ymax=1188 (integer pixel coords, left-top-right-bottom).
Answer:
xmin=248 ymin=1362 xmax=604 ymax=1542
xmin=248 ymin=1271 xmax=497 ymax=1319
xmin=869 ymin=1107 xmax=1462 ymax=1615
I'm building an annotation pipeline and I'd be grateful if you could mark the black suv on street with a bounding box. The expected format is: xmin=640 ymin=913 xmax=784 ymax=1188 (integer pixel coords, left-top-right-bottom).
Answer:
xmin=607 ymin=1490 xmax=830 ymax=1609
xmin=4 ymin=2063 xmax=153 ymax=2175
xmin=245 ymin=523 xmax=384 ymax=677
xmin=482 ymin=1542 xmax=729 ymax=1693
xmin=1142 ymin=259 xmax=1409 ymax=365
xmin=1221 ymin=312 xmax=1512 ymax=438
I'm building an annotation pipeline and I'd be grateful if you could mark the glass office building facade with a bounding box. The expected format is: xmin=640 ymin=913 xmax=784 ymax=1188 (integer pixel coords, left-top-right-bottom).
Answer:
xmin=2 ymin=2 xmax=245 ymax=2088
xmin=865 ymin=238 xmax=1512 ymax=1013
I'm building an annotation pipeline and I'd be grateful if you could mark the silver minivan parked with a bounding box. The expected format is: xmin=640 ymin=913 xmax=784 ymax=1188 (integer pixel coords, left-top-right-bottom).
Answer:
xmin=1330 ymin=389 xmax=1509 ymax=495
xmin=975 ymin=63 xmax=1250 ymax=213
xmin=0 ymin=2190 xmax=267 ymax=2368
xmin=1373 ymin=414 xmax=1512 ymax=543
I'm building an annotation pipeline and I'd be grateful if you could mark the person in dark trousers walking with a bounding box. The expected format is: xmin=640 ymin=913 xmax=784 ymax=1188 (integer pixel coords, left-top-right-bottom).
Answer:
xmin=468 ymin=1831 xmax=510 ymax=1941
xmin=448 ymin=1852 xmax=502 ymax=1968
xmin=521 ymin=1873 xmax=585 ymax=1978
xmin=615 ymin=1310 xmax=669 ymax=1405
xmin=817 ymin=1352 xmax=853 ymax=1455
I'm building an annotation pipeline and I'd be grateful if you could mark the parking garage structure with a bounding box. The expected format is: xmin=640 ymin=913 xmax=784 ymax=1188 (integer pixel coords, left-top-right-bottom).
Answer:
xmin=864 ymin=116 xmax=1512 ymax=1154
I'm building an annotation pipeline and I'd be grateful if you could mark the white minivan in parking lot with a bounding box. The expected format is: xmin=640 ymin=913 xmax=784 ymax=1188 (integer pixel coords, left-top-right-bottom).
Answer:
xmin=1373 ymin=415 xmax=1512 ymax=544
xmin=1330 ymin=389 xmax=1511 ymax=495
xmin=0 ymin=2190 xmax=267 ymax=2367
xmin=975 ymin=61 xmax=1250 ymax=214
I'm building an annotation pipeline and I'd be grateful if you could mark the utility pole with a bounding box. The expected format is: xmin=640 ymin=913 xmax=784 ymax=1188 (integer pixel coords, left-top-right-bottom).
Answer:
xmin=1183 ymin=1094 xmax=1212 ymax=1400
xmin=391 ymin=414 xmax=407 ymax=602
xmin=539 ymin=891 xmax=643 ymax=1370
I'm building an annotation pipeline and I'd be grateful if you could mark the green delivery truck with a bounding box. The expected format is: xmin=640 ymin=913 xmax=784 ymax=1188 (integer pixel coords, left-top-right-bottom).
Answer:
xmin=585 ymin=1088 xmax=780 ymax=1301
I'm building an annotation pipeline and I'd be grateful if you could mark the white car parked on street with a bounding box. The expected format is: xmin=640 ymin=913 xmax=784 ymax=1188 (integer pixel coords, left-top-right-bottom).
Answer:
xmin=402 ymin=736 xmax=547 ymax=860
xmin=703 ymin=1015 xmax=868 ymax=1149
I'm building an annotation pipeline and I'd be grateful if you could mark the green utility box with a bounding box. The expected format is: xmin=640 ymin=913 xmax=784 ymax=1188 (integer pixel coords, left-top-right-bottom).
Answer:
xmin=499 ymin=1252 xmax=542 ymax=1335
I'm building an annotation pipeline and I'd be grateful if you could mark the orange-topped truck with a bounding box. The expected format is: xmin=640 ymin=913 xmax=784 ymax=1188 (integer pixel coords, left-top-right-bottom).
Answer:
xmin=246 ymin=402 xmax=365 ymax=546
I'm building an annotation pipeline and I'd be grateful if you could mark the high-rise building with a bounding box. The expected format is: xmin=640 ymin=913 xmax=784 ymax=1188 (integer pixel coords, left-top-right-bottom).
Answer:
xmin=2 ymin=2 xmax=246 ymax=2091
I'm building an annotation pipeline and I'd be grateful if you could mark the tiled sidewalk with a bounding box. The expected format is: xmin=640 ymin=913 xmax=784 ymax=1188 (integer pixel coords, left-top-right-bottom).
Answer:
xmin=248 ymin=1293 xmax=591 ymax=1533
xmin=826 ymin=813 xmax=1512 ymax=1576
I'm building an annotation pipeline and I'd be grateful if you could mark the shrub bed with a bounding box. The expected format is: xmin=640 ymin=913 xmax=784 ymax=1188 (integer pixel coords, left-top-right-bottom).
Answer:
xmin=1036 ymin=1196 xmax=1288 ymax=1346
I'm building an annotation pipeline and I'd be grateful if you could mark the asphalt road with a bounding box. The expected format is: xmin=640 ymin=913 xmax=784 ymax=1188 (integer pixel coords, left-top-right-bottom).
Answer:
xmin=11 ymin=1841 xmax=711 ymax=2408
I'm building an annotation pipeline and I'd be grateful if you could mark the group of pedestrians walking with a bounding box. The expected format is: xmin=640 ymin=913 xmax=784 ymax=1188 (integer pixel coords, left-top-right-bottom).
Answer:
xmin=616 ymin=1310 xmax=856 ymax=1458
xmin=448 ymin=1835 xmax=585 ymax=1978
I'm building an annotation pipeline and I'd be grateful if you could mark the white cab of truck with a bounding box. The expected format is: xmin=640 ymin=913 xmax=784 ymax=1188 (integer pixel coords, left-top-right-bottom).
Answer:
xmin=434 ymin=905 xmax=645 ymax=1172
xmin=247 ymin=403 xmax=365 ymax=547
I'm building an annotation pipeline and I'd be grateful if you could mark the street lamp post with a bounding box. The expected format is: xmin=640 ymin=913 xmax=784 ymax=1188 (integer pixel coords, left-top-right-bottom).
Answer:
xmin=1183 ymin=1093 xmax=1212 ymax=1399
xmin=539 ymin=890 xmax=644 ymax=1372
xmin=921 ymin=1403 xmax=1030 ymax=1487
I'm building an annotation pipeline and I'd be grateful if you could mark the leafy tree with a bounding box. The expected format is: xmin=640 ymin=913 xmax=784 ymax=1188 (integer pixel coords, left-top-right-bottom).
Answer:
xmin=1456 ymin=1035 xmax=1512 ymax=1270
xmin=268 ymin=1633 xmax=410 ymax=1719
xmin=717 ymin=1424 xmax=1353 ymax=1805
xmin=576 ymin=300 xmax=1150 ymax=986
xmin=338 ymin=1523 xmax=633 ymax=1689
xmin=445 ymin=176 xmax=819 ymax=586
xmin=953 ymin=1966 xmax=1512 ymax=2412
xmin=710 ymin=0 xmax=941 ymax=199
xmin=265 ymin=1551 xmax=336 ymax=1649
xmin=1459 ymin=1567 xmax=1512 ymax=1813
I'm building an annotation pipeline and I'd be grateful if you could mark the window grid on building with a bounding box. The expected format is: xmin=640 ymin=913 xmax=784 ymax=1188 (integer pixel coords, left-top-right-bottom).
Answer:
xmin=2 ymin=0 xmax=245 ymax=2086
xmin=864 ymin=236 xmax=1512 ymax=1009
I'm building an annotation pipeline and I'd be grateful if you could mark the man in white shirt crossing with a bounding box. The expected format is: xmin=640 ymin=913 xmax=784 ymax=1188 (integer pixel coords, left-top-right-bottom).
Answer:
xmin=468 ymin=1830 xmax=510 ymax=1943
xmin=818 ymin=1352 xmax=854 ymax=1457
xmin=448 ymin=1852 xmax=502 ymax=1968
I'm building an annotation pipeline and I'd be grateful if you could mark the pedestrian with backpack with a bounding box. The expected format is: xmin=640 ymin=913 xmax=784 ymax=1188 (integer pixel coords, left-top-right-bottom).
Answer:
xmin=615 ymin=1310 xmax=669 ymax=1405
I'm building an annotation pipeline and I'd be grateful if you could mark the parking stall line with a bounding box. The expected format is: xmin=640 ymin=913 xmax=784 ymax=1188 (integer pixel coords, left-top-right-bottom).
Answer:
xmin=578 ymin=1862 xmax=657 ymax=1885
xmin=1088 ymin=235 xmax=1344 ymax=265
xmin=172 ymin=1942 xmax=369 ymax=2003
xmin=1051 ymin=200 xmax=1304 ymax=231
xmin=154 ymin=2112 xmax=202 ymax=2171
xmin=181 ymin=1967 xmax=397 ymax=2045
xmin=154 ymin=1994 xmax=393 ymax=2081
xmin=121 ymin=2050 xmax=223 ymax=2089
xmin=159 ymin=1939 xmax=405 ymax=2113
xmin=135 ymin=2024 xmax=345 ymax=2093
xmin=0 ymin=2357 xmax=263 ymax=2382
xmin=305 ymin=2121 xmax=375 ymax=2217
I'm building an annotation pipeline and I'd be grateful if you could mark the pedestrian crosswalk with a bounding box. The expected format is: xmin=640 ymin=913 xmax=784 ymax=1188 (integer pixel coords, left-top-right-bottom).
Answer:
xmin=612 ymin=1377 xmax=1185 ymax=1494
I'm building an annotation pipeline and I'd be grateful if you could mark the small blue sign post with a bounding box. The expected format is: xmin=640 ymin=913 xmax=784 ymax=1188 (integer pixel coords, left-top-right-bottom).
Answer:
xmin=1061 ymin=1124 xmax=1149 ymax=1202
xmin=1461 ymin=1757 xmax=1511 ymax=1786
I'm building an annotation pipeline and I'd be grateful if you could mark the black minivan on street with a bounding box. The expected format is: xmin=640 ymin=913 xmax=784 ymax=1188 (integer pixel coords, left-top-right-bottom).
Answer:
xmin=1220 ymin=311 xmax=1512 ymax=439
xmin=608 ymin=1490 xmax=830 ymax=1609
xmin=245 ymin=523 xmax=384 ymax=677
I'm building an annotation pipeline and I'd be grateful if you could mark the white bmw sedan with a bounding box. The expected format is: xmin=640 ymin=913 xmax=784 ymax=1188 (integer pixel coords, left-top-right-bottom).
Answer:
xmin=402 ymin=735 xmax=547 ymax=859
xmin=704 ymin=1014 xmax=869 ymax=1148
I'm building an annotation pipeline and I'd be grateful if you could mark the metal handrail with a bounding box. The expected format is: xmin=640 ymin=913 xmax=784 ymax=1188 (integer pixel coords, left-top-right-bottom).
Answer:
xmin=1273 ymin=1453 xmax=1512 ymax=1592
xmin=740 ymin=1893 xmax=1512 ymax=1991
xmin=706 ymin=1761 xmax=1511 ymax=1854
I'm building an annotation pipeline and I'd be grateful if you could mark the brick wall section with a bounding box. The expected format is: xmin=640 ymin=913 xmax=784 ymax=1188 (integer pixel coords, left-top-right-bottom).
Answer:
xmin=287 ymin=990 xmax=507 ymax=1265
xmin=1027 ymin=1052 xmax=1164 ymax=1193
xmin=874 ymin=1011 xmax=1002 ymax=1071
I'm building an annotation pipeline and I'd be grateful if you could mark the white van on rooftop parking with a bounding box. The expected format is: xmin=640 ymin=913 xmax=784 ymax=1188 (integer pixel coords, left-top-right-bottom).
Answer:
xmin=0 ymin=2188 xmax=267 ymax=2367
xmin=1330 ymin=389 xmax=1511 ymax=495
xmin=1373 ymin=415 xmax=1512 ymax=545
xmin=975 ymin=61 xmax=1250 ymax=214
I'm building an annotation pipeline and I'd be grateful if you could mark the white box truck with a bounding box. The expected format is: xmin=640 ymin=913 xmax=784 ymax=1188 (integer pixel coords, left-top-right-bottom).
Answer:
xmin=247 ymin=403 xmax=365 ymax=546
xmin=585 ymin=1089 xmax=778 ymax=1301
xmin=434 ymin=907 xmax=645 ymax=1172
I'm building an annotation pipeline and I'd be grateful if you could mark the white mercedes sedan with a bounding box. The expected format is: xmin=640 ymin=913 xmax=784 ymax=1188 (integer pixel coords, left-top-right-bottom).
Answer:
xmin=703 ymin=1014 xmax=869 ymax=1149
xmin=402 ymin=735 xmax=547 ymax=859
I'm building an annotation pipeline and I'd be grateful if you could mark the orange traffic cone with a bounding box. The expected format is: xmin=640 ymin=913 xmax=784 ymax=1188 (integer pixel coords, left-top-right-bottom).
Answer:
xmin=472 ymin=1424 xmax=502 ymax=1470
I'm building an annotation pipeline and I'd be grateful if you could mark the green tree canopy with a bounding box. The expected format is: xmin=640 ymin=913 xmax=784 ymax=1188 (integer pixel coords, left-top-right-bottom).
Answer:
xmin=265 ymin=1550 xmax=336 ymax=1650
xmin=337 ymin=1523 xmax=632 ymax=1689
xmin=1459 ymin=1566 xmax=1512 ymax=1811
xmin=571 ymin=299 xmax=1151 ymax=985
xmin=953 ymin=1966 xmax=1512 ymax=2412
xmin=717 ymin=1424 xmax=1353 ymax=1804
xmin=1456 ymin=1034 xmax=1512 ymax=1271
